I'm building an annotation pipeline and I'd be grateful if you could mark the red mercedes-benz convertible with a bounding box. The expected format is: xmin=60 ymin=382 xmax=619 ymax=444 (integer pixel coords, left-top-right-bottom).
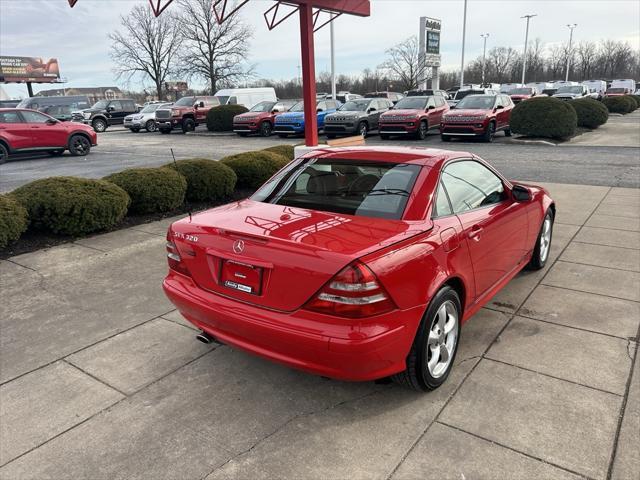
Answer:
xmin=163 ymin=147 xmax=555 ymax=391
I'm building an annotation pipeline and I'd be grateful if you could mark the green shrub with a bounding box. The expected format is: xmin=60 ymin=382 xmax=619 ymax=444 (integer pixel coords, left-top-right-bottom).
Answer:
xmin=104 ymin=167 xmax=186 ymax=214
xmin=626 ymin=95 xmax=639 ymax=110
xmin=206 ymin=105 xmax=249 ymax=132
xmin=220 ymin=151 xmax=289 ymax=190
xmin=631 ymin=95 xmax=640 ymax=109
xmin=262 ymin=144 xmax=295 ymax=161
xmin=510 ymin=97 xmax=577 ymax=139
xmin=166 ymin=159 xmax=237 ymax=201
xmin=0 ymin=195 xmax=28 ymax=249
xmin=603 ymin=96 xmax=636 ymax=114
xmin=569 ymin=98 xmax=609 ymax=129
xmin=12 ymin=177 xmax=130 ymax=236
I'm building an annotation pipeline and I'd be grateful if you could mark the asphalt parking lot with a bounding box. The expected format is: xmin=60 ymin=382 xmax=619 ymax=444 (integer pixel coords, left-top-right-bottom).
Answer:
xmin=1 ymin=112 xmax=639 ymax=192
xmin=1 ymin=182 xmax=639 ymax=480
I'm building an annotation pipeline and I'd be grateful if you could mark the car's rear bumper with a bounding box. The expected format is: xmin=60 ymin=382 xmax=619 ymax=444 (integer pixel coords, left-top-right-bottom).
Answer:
xmin=163 ymin=272 xmax=422 ymax=381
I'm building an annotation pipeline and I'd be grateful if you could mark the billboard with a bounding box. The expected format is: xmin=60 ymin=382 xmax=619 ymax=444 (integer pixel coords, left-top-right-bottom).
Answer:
xmin=0 ymin=56 xmax=61 ymax=83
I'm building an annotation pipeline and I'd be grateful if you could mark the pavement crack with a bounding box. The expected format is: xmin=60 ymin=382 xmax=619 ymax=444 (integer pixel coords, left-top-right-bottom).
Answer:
xmin=201 ymin=386 xmax=390 ymax=479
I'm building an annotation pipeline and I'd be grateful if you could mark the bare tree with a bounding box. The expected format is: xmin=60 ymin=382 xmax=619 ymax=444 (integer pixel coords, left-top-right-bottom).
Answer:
xmin=576 ymin=41 xmax=597 ymax=80
xmin=176 ymin=0 xmax=254 ymax=94
xmin=487 ymin=47 xmax=517 ymax=83
xmin=109 ymin=5 xmax=181 ymax=100
xmin=379 ymin=36 xmax=428 ymax=91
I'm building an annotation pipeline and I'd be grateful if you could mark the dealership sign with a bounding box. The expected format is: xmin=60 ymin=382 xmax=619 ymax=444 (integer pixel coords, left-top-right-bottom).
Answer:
xmin=0 ymin=56 xmax=61 ymax=83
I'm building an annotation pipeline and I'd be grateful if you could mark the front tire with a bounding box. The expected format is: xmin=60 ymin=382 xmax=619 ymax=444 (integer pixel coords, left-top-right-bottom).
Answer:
xmin=182 ymin=118 xmax=195 ymax=133
xmin=145 ymin=120 xmax=157 ymax=132
xmin=482 ymin=122 xmax=496 ymax=143
xmin=259 ymin=121 xmax=272 ymax=137
xmin=92 ymin=118 xmax=107 ymax=133
xmin=527 ymin=210 xmax=554 ymax=270
xmin=68 ymin=135 xmax=91 ymax=156
xmin=415 ymin=120 xmax=428 ymax=140
xmin=392 ymin=286 xmax=461 ymax=391
xmin=358 ymin=121 xmax=368 ymax=138
xmin=0 ymin=143 xmax=8 ymax=164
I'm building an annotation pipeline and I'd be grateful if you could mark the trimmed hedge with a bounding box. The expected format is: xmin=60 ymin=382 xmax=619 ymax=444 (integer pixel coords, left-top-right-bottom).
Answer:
xmin=206 ymin=104 xmax=249 ymax=132
xmin=603 ymin=96 xmax=636 ymax=114
xmin=627 ymin=95 xmax=639 ymax=109
xmin=569 ymin=98 xmax=609 ymax=129
xmin=104 ymin=167 xmax=187 ymax=214
xmin=510 ymin=97 xmax=577 ymax=139
xmin=220 ymin=151 xmax=289 ymax=189
xmin=166 ymin=159 xmax=237 ymax=201
xmin=262 ymin=144 xmax=295 ymax=161
xmin=12 ymin=177 xmax=130 ymax=236
xmin=0 ymin=195 xmax=28 ymax=249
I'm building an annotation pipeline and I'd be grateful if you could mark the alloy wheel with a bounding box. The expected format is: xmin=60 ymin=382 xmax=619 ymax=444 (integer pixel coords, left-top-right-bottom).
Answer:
xmin=426 ymin=300 xmax=458 ymax=378
xmin=539 ymin=216 xmax=552 ymax=262
xmin=146 ymin=120 xmax=157 ymax=132
xmin=71 ymin=136 xmax=90 ymax=155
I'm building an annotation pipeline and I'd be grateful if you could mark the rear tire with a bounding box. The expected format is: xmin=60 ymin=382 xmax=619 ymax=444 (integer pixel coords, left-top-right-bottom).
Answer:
xmin=527 ymin=210 xmax=554 ymax=270
xmin=92 ymin=118 xmax=107 ymax=133
xmin=392 ymin=286 xmax=461 ymax=392
xmin=0 ymin=143 xmax=8 ymax=164
xmin=182 ymin=118 xmax=195 ymax=133
xmin=504 ymin=127 xmax=512 ymax=137
xmin=145 ymin=120 xmax=157 ymax=132
xmin=68 ymin=135 xmax=91 ymax=156
xmin=259 ymin=121 xmax=272 ymax=137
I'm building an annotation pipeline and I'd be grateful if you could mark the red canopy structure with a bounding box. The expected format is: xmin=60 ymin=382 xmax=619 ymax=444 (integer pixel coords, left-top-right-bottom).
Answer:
xmin=68 ymin=0 xmax=371 ymax=146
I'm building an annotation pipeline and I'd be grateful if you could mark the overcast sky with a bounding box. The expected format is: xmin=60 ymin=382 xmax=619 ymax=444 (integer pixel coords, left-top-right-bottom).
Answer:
xmin=1 ymin=0 xmax=639 ymax=98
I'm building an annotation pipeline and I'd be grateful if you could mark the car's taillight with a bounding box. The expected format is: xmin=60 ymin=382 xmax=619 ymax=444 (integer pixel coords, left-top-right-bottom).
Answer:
xmin=304 ymin=262 xmax=396 ymax=318
xmin=166 ymin=233 xmax=191 ymax=277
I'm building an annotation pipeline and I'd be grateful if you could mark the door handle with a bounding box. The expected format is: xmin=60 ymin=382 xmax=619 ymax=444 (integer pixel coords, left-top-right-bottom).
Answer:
xmin=468 ymin=225 xmax=483 ymax=241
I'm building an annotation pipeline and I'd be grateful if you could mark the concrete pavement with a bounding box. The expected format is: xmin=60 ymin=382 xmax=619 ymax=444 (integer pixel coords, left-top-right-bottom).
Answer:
xmin=0 ymin=183 xmax=638 ymax=480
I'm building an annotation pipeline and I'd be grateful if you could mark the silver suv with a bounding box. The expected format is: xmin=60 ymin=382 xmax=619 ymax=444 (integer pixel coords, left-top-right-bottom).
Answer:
xmin=124 ymin=102 xmax=172 ymax=133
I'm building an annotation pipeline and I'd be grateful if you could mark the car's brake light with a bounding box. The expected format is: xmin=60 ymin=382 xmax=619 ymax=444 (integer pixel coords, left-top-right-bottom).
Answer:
xmin=304 ymin=262 xmax=396 ymax=318
xmin=166 ymin=232 xmax=191 ymax=277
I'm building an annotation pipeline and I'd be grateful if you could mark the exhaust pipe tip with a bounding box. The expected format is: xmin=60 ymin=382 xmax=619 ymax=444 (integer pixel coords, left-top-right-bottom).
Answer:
xmin=196 ymin=331 xmax=214 ymax=344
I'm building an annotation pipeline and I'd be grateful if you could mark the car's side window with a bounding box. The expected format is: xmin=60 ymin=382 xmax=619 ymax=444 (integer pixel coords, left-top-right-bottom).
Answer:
xmin=109 ymin=101 xmax=122 ymax=112
xmin=0 ymin=112 xmax=23 ymax=123
xmin=20 ymin=110 xmax=50 ymax=123
xmin=441 ymin=160 xmax=506 ymax=214
xmin=427 ymin=97 xmax=436 ymax=108
xmin=433 ymin=181 xmax=453 ymax=217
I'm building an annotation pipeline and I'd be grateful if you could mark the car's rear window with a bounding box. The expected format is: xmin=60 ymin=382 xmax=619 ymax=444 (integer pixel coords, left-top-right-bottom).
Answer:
xmin=252 ymin=159 xmax=422 ymax=220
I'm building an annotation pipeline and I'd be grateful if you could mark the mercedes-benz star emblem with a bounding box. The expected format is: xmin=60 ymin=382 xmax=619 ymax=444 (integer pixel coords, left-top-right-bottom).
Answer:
xmin=233 ymin=240 xmax=245 ymax=254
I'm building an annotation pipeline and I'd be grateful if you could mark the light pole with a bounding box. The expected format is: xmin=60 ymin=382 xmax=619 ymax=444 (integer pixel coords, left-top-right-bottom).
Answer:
xmin=520 ymin=14 xmax=537 ymax=85
xmin=480 ymin=33 xmax=489 ymax=84
xmin=330 ymin=16 xmax=337 ymax=100
xmin=565 ymin=24 xmax=577 ymax=82
xmin=459 ymin=0 xmax=468 ymax=88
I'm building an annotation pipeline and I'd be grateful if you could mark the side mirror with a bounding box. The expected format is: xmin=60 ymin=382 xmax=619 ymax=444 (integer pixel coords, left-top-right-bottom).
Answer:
xmin=317 ymin=108 xmax=323 ymax=112
xmin=512 ymin=184 xmax=532 ymax=202
xmin=495 ymin=105 xmax=504 ymax=110
xmin=199 ymin=102 xmax=205 ymax=108
xmin=368 ymin=107 xmax=377 ymax=113
xmin=427 ymin=105 xmax=435 ymax=110
xmin=46 ymin=118 xmax=58 ymax=125
xmin=107 ymin=106 xmax=115 ymax=112
xmin=272 ymin=109 xmax=279 ymax=113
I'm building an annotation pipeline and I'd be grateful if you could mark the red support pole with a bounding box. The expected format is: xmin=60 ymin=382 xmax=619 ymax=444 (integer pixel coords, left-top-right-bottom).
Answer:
xmin=298 ymin=3 xmax=318 ymax=146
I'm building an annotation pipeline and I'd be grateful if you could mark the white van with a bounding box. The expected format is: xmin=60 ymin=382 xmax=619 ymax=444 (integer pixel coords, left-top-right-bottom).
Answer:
xmin=552 ymin=81 xmax=579 ymax=87
xmin=581 ymin=80 xmax=607 ymax=99
xmin=500 ymin=83 xmax=524 ymax=93
xmin=609 ymin=79 xmax=636 ymax=94
xmin=527 ymin=82 xmax=552 ymax=95
xmin=214 ymin=88 xmax=277 ymax=109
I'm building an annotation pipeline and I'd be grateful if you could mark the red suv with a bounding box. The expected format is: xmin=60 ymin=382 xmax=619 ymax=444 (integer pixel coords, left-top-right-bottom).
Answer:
xmin=440 ymin=94 xmax=513 ymax=142
xmin=233 ymin=100 xmax=297 ymax=137
xmin=378 ymin=95 xmax=449 ymax=140
xmin=0 ymin=108 xmax=97 ymax=164
xmin=156 ymin=96 xmax=220 ymax=134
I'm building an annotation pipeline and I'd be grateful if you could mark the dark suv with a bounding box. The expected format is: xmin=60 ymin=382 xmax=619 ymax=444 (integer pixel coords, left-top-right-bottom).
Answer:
xmin=324 ymin=98 xmax=393 ymax=138
xmin=74 ymin=99 xmax=138 ymax=132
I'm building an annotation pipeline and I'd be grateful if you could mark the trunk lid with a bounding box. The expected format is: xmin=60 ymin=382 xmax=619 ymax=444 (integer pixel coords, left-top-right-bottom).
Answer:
xmin=171 ymin=200 xmax=429 ymax=311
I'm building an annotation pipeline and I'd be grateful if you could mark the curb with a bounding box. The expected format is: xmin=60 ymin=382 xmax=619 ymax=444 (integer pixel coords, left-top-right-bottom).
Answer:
xmin=189 ymin=131 xmax=237 ymax=137
xmin=504 ymin=138 xmax=558 ymax=147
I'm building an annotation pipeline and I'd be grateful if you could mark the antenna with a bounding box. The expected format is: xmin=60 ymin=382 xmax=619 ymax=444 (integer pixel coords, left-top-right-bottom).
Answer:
xmin=171 ymin=148 xmax=192 ymax=222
